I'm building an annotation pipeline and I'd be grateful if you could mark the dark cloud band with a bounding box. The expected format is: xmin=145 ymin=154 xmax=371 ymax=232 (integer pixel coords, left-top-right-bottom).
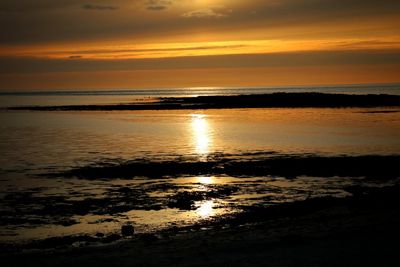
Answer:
xmin=146 ymin=0 xmax=173 ymax=11
xmin=82 ymin=4 xmax=118 ymax=11
xmin=2 ymin=50 xmax=400 ymax=74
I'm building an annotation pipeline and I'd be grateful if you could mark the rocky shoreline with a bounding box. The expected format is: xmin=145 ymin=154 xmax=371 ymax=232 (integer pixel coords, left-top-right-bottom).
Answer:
xmin=2 ymin=184 xmax=400 ymax=266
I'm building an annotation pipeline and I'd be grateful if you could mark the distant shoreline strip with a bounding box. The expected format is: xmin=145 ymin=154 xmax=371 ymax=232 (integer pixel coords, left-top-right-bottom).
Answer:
xmin=8 ymin=93 xmax=400 ymax=111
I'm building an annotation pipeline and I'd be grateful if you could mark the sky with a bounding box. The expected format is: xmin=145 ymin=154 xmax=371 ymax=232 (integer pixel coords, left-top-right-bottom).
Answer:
xmin=1 ymin=0 xmax=400 ymax=90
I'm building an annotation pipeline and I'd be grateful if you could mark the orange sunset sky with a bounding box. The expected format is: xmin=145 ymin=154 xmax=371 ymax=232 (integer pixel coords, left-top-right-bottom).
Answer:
xmin=1 ymin=0 xmax=400 ymax=90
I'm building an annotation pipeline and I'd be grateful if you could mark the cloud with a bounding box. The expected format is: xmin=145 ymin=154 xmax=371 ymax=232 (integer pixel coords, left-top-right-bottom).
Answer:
xmin=182 ymin=7 xmax=231 ymax=19
xmin=3 ymin=50 xmax=400 ymax=74
xmin=1 ymin=0 xmax=400 ymax=46
xmin=82 ymin=4 xmax=118 ymax=11
xmin=145 ymin=0 xmax=173 ymax=11
xmin=60 ymin=44 xmax=246 ymax=56
xmin=333 ymin=40 xmax=400 ymax=49
xmin=0 ymin=0 xmax=82 ymax=12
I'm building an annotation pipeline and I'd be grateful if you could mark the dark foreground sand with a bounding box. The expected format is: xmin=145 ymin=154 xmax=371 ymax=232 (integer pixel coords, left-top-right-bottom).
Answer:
xmin=2 ymin=186 xmax=399 ymax=267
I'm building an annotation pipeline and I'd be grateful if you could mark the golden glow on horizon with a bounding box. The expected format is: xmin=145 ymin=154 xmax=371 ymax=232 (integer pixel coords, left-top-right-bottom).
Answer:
xmin=3 ymin=65 xmax=400 ymax=91
xmin=191 ymin=114 xmax=211 ymax=156
xmin=2 ymin=37 xmax=400 ymax=60
xmin=1 ymin=1 xmax=400 ymax=89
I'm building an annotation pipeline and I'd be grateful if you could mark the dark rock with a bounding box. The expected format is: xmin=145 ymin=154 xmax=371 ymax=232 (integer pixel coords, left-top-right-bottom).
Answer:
xmin=121 ymin=224 xmax=135 ymax=237
xmin=95 ymin=232 xmax=104 ymax=238
xmin=168 ymin=191 xmax=204 ymax=210
xmin=59 ymin=218 xmax=78 ymax=226
xmin=139 ymin=233 xmax=159 ymax=242
xmin=102 ymin=234 xmax=122 ymax=243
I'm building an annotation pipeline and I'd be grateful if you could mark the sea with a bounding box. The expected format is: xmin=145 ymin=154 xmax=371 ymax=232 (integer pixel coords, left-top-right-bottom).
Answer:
xmin=1 ymin=84 xmax=400 ymax=244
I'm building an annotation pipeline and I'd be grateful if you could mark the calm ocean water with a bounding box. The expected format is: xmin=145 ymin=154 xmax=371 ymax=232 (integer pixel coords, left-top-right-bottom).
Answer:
xmin=1 ymin=84 xmax=400 ymax=243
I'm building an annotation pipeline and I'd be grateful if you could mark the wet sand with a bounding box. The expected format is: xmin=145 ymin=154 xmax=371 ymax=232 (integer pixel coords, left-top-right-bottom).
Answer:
xmin=57 ymin=154 xmax=400 ymax=179
xmin=1 ymin=154 xmax=399 ymax=247
xmin=8 ymin=93 xmax=400 ymax=111
xmin=2 ymin=185 xmax=399 ymax=266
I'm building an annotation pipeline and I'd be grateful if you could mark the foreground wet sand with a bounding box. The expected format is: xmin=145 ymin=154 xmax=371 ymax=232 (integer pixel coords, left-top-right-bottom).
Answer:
xmin=2 ymin=185 xmax=399 ymax=267
xmin=1 ymin=154 xmax=398 ymax=243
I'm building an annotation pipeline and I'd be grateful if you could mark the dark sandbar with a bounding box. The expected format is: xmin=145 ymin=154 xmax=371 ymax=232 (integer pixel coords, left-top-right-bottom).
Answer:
xmin=8 ymin=93 xmax=400 ymax=111
xmin=55 ymin=154 xmax=400 ymax=180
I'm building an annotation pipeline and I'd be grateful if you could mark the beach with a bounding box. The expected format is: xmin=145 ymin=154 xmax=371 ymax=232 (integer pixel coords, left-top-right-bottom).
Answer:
xmin=1 ymin=89 xmax=400 ymax=266
xmin=2 ymin=0 xmax=400 ymax=265
xmin=2 ymin=185 xmax=400 ymax=266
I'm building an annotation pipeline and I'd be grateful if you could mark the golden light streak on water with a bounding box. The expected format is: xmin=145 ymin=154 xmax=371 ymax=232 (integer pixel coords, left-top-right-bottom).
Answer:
xmin=191 ymin=114 xmax=212 ymax=156
xmin=197 ymin=176 xmax=214 ymax=184
xmin=196 ymin=200 xmax=215 ymax=218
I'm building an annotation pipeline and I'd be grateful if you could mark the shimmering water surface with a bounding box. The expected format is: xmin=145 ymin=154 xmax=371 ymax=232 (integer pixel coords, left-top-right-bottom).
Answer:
xmin=1 ymin=85 xmax=400 ymax=243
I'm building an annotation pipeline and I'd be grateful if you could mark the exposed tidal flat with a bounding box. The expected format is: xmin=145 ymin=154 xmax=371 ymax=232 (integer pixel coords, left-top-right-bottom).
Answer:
xmin=4 ymin=153 xmax=399 ymax=245
xmin=7 ymin=92 xmax=400 ymax=110
xmin=2 ymin=183 xmax=400 ymax=266
xmin=1 ymin=91 xmax=400 ymax=266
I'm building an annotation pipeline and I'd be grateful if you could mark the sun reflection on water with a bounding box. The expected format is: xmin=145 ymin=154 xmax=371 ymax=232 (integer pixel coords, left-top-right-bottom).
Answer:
xmin=191 ymin=114 xmax=212 ymax=156
xmin=196 ymin=200 xmax=215 ymax=218
xmin=197 ymin=176 xmax=214 ymax=184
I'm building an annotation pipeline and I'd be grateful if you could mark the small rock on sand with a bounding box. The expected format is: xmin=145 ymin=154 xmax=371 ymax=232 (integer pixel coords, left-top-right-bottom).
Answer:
xmin=121 ymin=224 xmax=135 ymax=237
